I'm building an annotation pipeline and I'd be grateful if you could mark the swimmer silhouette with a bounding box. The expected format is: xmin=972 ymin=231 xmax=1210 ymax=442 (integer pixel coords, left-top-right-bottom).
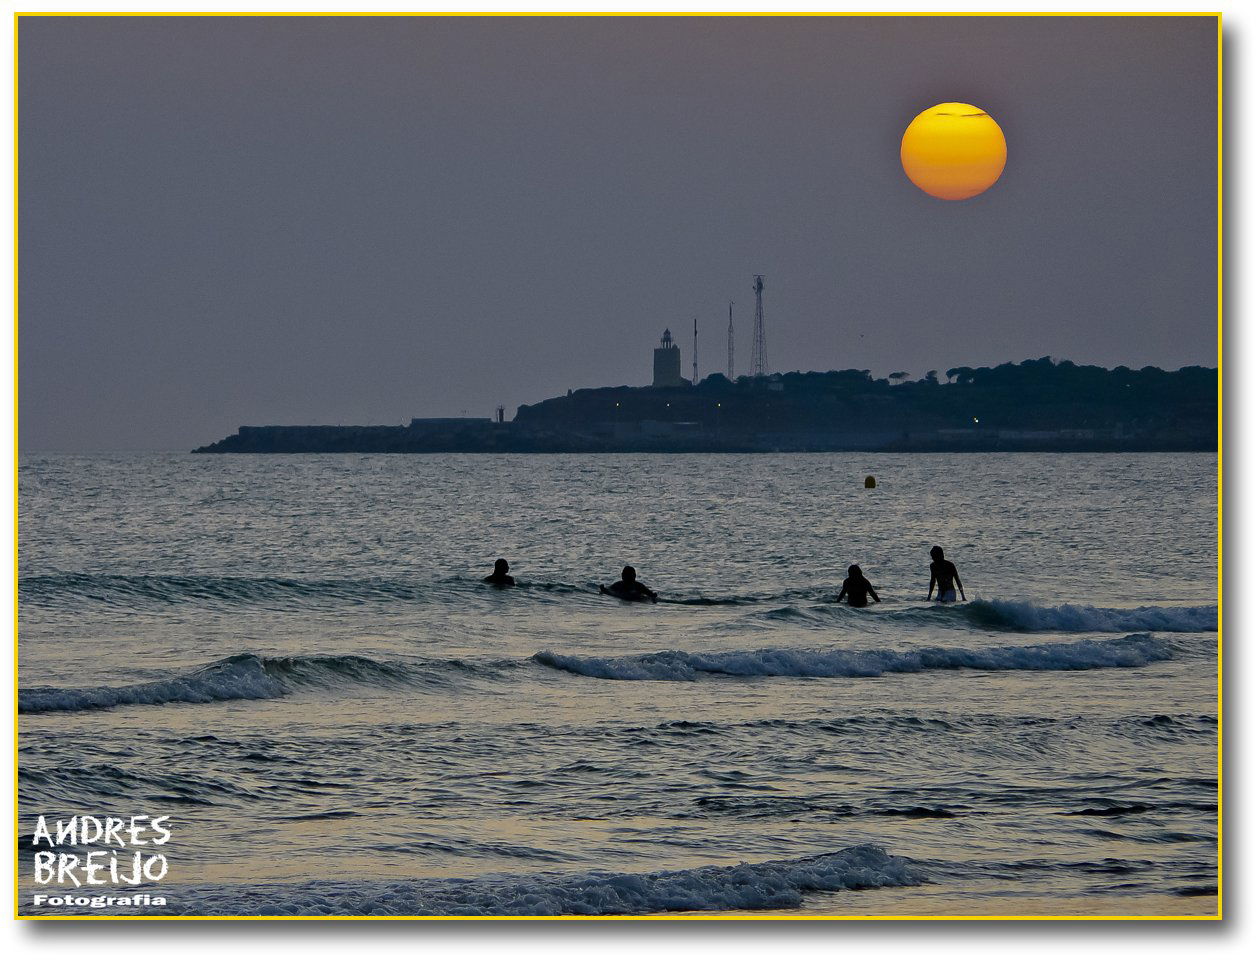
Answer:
xmin=927 ymin=546 xmax=965 ymax=602
xmin=483 ymin=558 xmax=515 ymax=587
xmin=600 ymin=565 xmax=658 ymax=603
xmin=837 ymin=564 xmax=881 ymax=608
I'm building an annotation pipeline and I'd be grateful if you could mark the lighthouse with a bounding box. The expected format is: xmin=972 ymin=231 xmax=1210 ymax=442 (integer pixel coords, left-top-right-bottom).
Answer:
xmin=652 ymin=329 xmax=685 ymax=388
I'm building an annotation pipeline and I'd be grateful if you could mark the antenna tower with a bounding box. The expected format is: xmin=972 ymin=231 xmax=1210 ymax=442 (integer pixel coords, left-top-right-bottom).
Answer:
xmin=692 ymin=318 xmax=699 ymax=385
xmin=750 ymin=275 xmax=768 ymax=377
xmin=726 ymin=302 xmax=735 ymax=380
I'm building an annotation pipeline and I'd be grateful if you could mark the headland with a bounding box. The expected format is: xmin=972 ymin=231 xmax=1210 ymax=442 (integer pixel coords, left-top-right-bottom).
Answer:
xmin=193 ymin=357 xmax=1215 ymax=454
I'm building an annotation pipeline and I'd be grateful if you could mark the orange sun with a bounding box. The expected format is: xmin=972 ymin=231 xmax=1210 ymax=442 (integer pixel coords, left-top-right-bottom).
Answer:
xmin=900 ymin=103 xmax=1007 ymax=201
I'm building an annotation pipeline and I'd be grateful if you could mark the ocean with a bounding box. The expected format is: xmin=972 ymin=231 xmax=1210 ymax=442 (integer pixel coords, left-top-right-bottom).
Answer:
xmin=17 ymin=452 xmax=1218 ymax=917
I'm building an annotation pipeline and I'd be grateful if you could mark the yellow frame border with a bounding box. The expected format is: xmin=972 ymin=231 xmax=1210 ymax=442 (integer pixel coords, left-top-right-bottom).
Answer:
xmin=10 ymin=9 xmax=1224 ymax=923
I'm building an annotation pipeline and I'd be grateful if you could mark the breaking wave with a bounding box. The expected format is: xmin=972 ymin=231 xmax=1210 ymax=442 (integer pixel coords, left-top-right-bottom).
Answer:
xmin=960 ymin=600 xmax=1216 ymax=634
xmin=533 ymin=634 xmax=1174 ymax=681
xmin=20 ymin=631 xmax=1187 ymax=713
xmin=18 ymin=653 xmax=496 ymax=714
xmin=753 ymin=599 xmax=1216 ymax=634
xmin=30 ymin=844 xmax=919 ymax=916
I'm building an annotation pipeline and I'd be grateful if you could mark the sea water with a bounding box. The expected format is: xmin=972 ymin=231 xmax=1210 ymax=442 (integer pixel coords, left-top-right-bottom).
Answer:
xmin=17 ymin=452 xmax=1218 ymax=916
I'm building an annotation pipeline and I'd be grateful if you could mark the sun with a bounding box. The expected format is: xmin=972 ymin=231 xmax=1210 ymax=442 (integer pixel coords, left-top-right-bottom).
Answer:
xmin=900 ymin=103 xmax=1007 ymax=201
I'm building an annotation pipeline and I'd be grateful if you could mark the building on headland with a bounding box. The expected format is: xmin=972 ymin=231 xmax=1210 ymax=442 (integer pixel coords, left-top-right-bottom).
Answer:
xmin=652 ymin=329 xmax=685 ymax=388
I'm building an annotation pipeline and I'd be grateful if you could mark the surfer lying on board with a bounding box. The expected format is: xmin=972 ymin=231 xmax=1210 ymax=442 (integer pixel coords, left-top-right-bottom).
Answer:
xmin=483 ymin=558 xmax=515 ymax=586
xmin=836 ymin=564 xmax=880 ymax=608
xmin=600 ymin=565 xmax=658 ymax=603
xmin=927 ymin=545 xmax=965 ymax=602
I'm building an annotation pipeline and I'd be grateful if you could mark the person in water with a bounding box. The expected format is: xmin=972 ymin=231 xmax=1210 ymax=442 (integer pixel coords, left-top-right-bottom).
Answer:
xmin=927 ymin=545 xmax=965 ymax=602
xmin=600 ymin=565 xmax=658 ymax=603
xmin=836 ymin=564 xmax=880 ymax=608
xmin=483 ymin=558 xmax=515 ymax=586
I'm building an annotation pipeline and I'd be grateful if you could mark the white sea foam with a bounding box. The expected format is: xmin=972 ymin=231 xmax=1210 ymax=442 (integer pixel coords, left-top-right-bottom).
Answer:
xmin=533 ymin=634 xmax=1174 ymax=681
xmin=27 ymin=844 xmax=919 ymax=916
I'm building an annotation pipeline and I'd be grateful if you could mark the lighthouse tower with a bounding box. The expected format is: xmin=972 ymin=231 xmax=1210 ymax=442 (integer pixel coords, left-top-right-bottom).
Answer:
xmin=652 ymin=329 xmax=684 ymax=388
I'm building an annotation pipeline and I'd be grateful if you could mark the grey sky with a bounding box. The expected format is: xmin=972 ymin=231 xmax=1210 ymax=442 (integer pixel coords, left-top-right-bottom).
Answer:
xmin=18 ymin=15 xmax=1217 ymax=451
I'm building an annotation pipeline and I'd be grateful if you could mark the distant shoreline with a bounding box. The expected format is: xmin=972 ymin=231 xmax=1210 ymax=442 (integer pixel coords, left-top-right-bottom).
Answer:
xmin=192 ymin=359 xmax=1217 ymax=455
xmin=192 ymin=435 xmax=1215 ymax=455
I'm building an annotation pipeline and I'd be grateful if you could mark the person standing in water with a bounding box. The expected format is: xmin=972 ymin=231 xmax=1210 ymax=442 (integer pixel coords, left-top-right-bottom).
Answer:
xmin=837 ymin=564 xmax=881 ymax=608
xmin=927 ymin=545 xmax=965 ymax=602
xmin=600 ymin=565 xmax=658 ymax=603
xmin=483 ymin=558 xmax=515 ymax=586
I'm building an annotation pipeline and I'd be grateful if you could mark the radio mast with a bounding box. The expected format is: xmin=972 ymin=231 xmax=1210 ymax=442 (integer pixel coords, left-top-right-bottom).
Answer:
xmin=692 ymin=318 xmax=699 ymax=385
xmin=726 ymin=302 xmax=735 ymax=381
xmin=750 ymin=275 xmax=768 ymax=378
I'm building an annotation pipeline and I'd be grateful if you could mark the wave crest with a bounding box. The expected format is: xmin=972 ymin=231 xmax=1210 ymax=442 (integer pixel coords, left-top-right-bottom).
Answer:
xmin=28 ymin=844 xmax=919 ymax=916
xmin=963 ymin=599 xmax=1216 ymax=633
xmin=533 ymin=634 xmax=1174 ymax=681
xmin=751 ymin=599 xmax=1217 ymax=634
xmin=18 ymin=653 xmax=445 ymax=714
xmin=18 ymin=573 xmax=595 ymax=610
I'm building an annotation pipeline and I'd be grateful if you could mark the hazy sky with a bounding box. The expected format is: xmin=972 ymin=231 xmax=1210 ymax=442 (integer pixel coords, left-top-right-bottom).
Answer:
xmin=19 ymin=15 xmax=1217 ymax=451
